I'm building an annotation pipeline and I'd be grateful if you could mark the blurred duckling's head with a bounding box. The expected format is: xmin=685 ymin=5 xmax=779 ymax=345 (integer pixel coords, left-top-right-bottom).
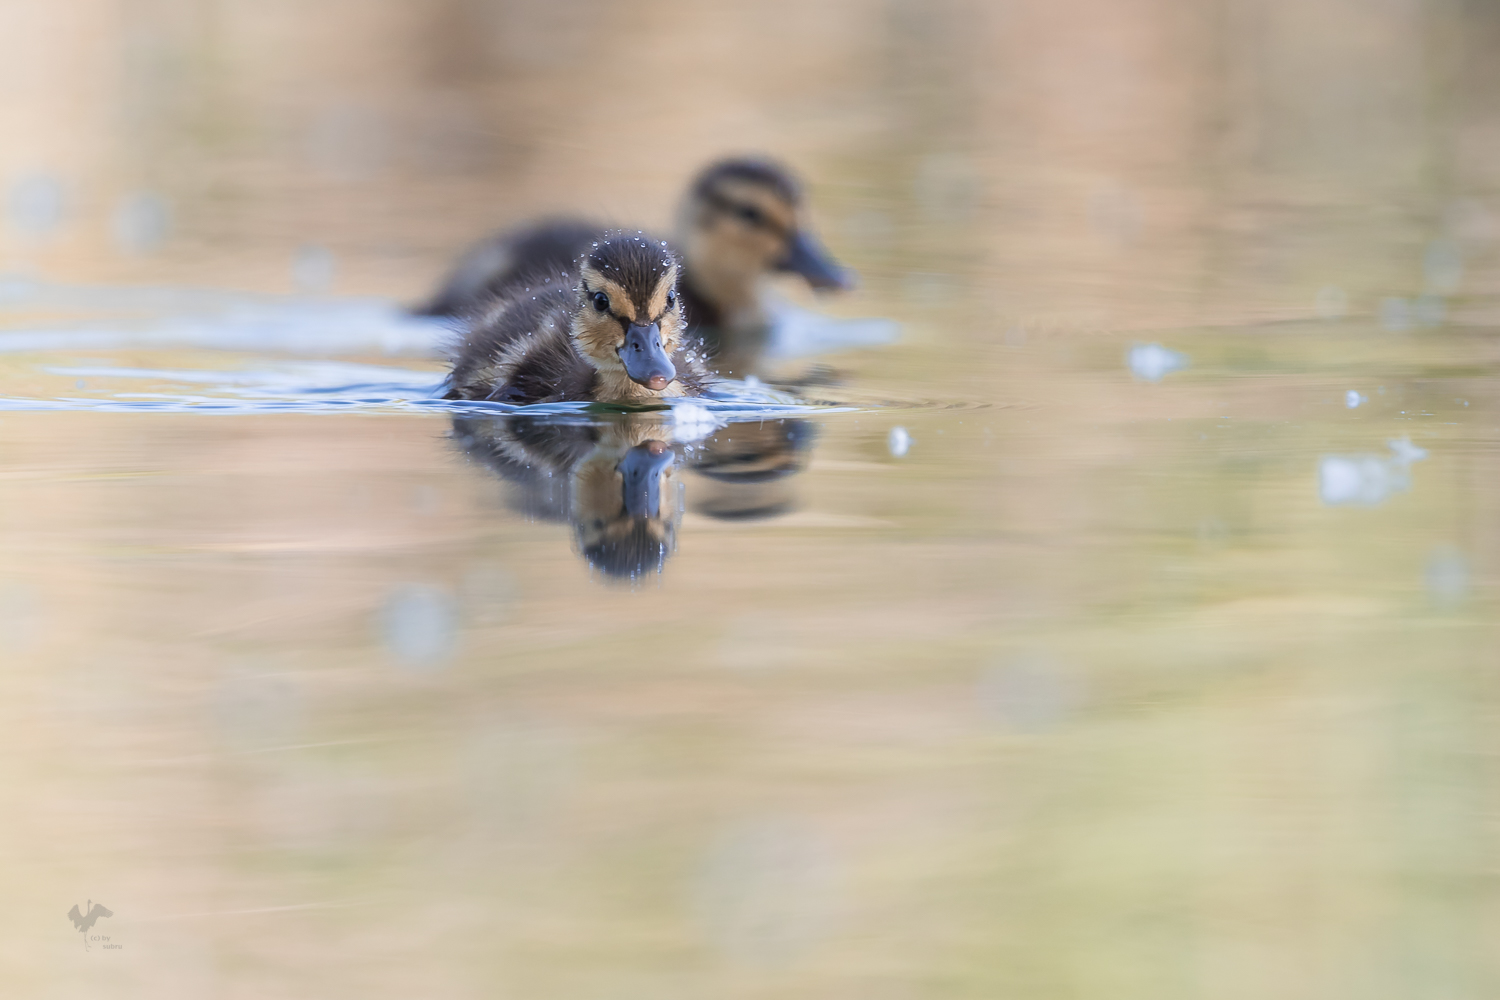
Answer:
xmin=571 ymin=234 xmax=685 ymax=395
xmin=677 ymin=157 xmax=855 ymax=310
xmin=573 ymin=439 xmax=679 ymax=580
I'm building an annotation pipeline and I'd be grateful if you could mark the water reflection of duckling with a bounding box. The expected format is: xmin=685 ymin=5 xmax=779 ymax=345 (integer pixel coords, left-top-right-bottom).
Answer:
xmin=687 ymin=419 xmax=817 ymax=520
xmin=451 ymin=413 xmax=596 ymax=523
xmin=417 ymin=157 xmax=854 ymax=377
xmin=452 ymin=413 xmax=683 ymax=581
xmin=444 ymin=235 xmax=712 ymax=405
xmin=574 ymin=438 xmax=679 ymax=579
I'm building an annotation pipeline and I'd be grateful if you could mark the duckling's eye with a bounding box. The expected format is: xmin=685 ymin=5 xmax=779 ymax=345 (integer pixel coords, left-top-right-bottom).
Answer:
xmin=592 ymin=291 xmax=610 ymax=312
xmin=665 ymin=291 xmax=676 ymax=310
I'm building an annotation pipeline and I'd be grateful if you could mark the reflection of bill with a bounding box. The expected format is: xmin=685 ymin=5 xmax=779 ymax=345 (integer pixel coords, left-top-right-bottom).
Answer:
xmin=450 ymin=412 xmax=816 ymax=581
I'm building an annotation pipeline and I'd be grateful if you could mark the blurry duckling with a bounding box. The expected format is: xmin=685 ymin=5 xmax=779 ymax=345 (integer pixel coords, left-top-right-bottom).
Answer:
xmin=444 ymin=234 xmax=713 ymax=405
xmin=417 ymin=157 xmax=854 ymax=376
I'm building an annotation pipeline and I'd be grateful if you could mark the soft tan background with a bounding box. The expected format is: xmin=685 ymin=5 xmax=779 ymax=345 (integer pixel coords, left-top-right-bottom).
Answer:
xmin=3 ymin=1 xmax=1500 ymax=997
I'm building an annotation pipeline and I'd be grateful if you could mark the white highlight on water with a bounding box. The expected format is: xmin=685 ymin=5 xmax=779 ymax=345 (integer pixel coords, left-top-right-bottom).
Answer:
xmin=888 ymin=426 xmax=912 ymax=457
xmin=1127 ymin=343 xmax=1188 ymax=382
xmin=671 ymin=399 xmax=719 ymax=443
xmin=1318 ymin=437 xmax=1428 ymax=506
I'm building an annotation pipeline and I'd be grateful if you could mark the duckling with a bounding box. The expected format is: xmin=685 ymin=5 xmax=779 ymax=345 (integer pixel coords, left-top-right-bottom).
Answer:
xmin=444 ymin=234 xmax=713 ymax=405
xmin=415 ymin=157 xmax=854 ymax=376
xmin=672 ymin=158 xmax=853 ymax=374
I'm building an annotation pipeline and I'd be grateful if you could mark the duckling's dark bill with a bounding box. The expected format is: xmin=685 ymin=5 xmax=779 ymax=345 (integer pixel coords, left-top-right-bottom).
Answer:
xmin=779 ymin=229 xmax=855 ymax=291
xmin=621 ymin=322 xmax=676 ymax=390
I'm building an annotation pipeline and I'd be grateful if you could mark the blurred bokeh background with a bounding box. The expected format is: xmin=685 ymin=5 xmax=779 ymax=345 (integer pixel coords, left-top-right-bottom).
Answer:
xmin=4 ymin=0 xmax=1496 ymax=319
xmin=5 ymin=0 xmax=1500 ymax=997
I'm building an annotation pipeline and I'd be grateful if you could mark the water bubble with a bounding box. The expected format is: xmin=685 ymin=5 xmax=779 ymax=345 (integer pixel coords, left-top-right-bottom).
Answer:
xmin=380 ymin=584 xmax=457 ymax=670
xmin=1379 ymin=297 xmax=1413 ymax=333
xmin=1346 ymin=390 xmax=1365 ymax=408
xmin=8 ymin=174 xmax=65 ymax=237
xmin=1127 ymin=343 xmax=1188 ymax=382
xmin=1316 ymin=285 xmax=1348 ymax=319
xmin=888 ymin=426 xmax=912 ymax=457
xmin=113 ymin=192 xmax=171 ymax=254
xmin=1319 ymin=456 xmax=1397 ymax=505
xmin=292 ymin=244 xmax=335 ymax=293
xmin=1387 ymin=436 xmax=1427 ymax=464
xmin=1318 ymin=438 xmax=1426 ymax=506
xmin=1425 ymin=545 xmax=1468 ymax=607
xmin=1423 ymin=238 xmax=1464 ymax=295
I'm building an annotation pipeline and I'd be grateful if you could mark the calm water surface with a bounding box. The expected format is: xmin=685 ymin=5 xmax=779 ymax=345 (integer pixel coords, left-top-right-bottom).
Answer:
xmin=6 ymin=0 xmax=1500 ymax=996
xmin=7 ymin=292 xmax=1500 ymax=997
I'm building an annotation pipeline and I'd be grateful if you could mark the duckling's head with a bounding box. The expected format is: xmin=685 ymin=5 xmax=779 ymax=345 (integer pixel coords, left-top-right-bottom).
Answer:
xmin=571 ymin=234 xmax=685 ymax=396
xmin=573 ymin=438 xmax=679 ymax=579
xmin=677 ymin=157 xmax=855 ymax=311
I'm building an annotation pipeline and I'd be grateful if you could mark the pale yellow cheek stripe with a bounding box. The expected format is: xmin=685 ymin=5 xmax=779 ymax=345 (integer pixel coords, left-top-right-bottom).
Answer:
xmin=579 ymin=265 xmax=638 ymax=322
